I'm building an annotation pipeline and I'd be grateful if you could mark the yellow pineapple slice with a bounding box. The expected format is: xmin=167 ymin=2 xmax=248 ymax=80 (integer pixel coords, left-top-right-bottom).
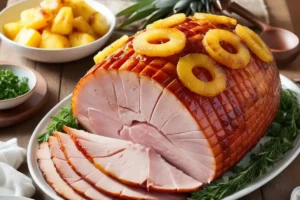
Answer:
xmin=147 ymin=13 xmax=186 ymax=30
xmin=177 ymin=53 xmax=226 ymax=96
xmin=133 ymin=28 xmax=186 ymax=57
xmin=235 ymin=24 xmax=273 ymax=62
xmin=203 ymin=29 xmax=251 ymax=69
xmin=94 ymin=35 xmax=129 ymax=64
xmin=51 ymin=7 xmax=73 ymax=35
xmin=14 ymin=28 xmax=42 ymax=47
xmin=194 ymin=13 xmax=237 ymax=26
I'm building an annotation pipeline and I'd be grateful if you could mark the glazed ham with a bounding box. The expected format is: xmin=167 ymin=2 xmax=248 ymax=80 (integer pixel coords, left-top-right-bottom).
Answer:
xmin=72 ymin=16 xmax=281 ymax=184
xmin=38 ymin=14 xmax=281 ymax=200
xmin=63 ymin=127 xmax=202 ymax=192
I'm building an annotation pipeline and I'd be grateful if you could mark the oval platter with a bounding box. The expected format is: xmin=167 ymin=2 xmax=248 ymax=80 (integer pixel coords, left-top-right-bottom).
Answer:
xmin=27 ymin=74 xmax=300 ymax=200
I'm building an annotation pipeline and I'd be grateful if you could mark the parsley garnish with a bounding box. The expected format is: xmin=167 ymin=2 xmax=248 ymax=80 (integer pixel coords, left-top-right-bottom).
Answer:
xmin=0 ymin=69 xmax=30 ymax=100
xmin=37 ymin=105 xmax=79 ymax=143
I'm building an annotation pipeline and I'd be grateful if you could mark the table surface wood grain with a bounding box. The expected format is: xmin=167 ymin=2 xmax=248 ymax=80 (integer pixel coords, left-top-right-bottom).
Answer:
xmin=0 ymin=0 xmax=299 ymax=199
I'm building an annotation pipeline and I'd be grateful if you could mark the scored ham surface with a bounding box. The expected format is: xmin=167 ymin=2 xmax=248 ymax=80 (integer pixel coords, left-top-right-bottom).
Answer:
xmin=55 ymin=131 xmax=186 ymax=200
xmin=63 ymin=127 xmax=202 ymax=192
xmin=72 ymin=17 xmax=281 ymax=184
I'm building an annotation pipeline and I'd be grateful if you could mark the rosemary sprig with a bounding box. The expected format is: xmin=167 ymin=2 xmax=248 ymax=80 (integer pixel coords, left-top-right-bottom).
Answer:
xmin=37 ymin=105 xmax=79 ymax=143
xmin=189 ymin=89 xmax=300 ymax=200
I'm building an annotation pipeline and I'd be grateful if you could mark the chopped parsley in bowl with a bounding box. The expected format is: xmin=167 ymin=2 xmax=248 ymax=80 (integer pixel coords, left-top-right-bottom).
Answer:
xmin=0 ymin=69 xmax=30 ymax=100
xmin=0 ymin=63 xmax=37 ymax=110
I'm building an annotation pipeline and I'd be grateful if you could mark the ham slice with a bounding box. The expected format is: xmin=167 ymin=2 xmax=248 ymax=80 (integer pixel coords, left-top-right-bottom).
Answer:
xmin=55 ymin=131 xmax=186 ymax=200
xmin=48 ymin=136 xmax=114 ymax=200
xmin=37 ymin=142 xmax=85 ymax=200
xmin=64 ymin=127 xmax=202 ymax=192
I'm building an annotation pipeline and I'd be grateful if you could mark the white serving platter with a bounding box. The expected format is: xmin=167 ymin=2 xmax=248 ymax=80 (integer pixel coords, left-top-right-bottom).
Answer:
xmin=27 ymin=74 xmax=300 ymax=200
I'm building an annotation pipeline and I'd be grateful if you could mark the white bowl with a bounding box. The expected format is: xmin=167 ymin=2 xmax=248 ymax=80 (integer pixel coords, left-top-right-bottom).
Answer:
xmin=0 ymin=63 xmax=37 ymax=110
xmin=0 ymin=0 xmax=116 ymax=63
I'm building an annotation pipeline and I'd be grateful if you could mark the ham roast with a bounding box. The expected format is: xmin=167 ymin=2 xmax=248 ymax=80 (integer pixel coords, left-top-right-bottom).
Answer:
xmin=72 ymin=15 xmax=280 ymax=184
xmin=38 ymin=13 xmax=281 ymax=200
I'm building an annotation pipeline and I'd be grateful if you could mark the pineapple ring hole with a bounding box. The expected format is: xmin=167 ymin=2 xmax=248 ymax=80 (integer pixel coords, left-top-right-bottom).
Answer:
xmin=192 ymin=67 xmax=213 ymax=82
xmin=219 ymin=41 xmax=238 ymax=54
xmin=147 ymin=37 xmax=170 ymax=44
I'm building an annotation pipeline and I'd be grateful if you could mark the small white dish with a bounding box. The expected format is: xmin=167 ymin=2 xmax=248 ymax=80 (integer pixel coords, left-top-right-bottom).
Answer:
xmin=27 ymin=74 xmax=300 ymax=200
xmin=0 ymin=0 xmax=116 ymax=63
xmin=291 ymin=186 xmax=300 ymax=200
xmin=0 ymin=63 xmax=37 ymax=110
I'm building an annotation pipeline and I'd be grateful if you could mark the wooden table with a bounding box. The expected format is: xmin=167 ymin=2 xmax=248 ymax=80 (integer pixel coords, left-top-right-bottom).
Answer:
xmin=0 ymin=0 xmax=299 ymax=199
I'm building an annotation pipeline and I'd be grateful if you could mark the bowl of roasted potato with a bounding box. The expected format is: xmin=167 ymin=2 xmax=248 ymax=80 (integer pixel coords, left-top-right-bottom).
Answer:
xmin=0 ymin=0 xmax=116 ymax=63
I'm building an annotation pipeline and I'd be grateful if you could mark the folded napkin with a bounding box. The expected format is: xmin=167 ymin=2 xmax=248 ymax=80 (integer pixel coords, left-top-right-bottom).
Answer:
xmin=0 ymin=139 xmax=35 ymax=198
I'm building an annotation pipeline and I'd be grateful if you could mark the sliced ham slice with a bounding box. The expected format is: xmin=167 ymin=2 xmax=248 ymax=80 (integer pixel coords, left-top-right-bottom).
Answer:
xmin=55 ymin=132 xmax=186 ymax=200
xmin=48 ymin=136 xmax=114 ymax=200
xmin=37 ymin=142 xmax=85 ymax=200
xmin=63 ymin=127 xmax=202 ymax=192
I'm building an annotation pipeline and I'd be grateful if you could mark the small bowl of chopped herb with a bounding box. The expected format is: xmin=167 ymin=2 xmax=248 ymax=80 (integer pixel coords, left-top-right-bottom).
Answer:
xmin=0 ymin=63 xmax=37 ymax=110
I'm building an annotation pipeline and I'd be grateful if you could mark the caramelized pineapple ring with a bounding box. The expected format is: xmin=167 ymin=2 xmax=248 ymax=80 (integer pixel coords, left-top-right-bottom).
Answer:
xmin=133 ymin=28 xmax=186 ymax=57
xmin=177 ymin=54 xmax=226 ymax=97
xmin=203 ymin=29 xmax=251 ymax=69
xmin=94 ymin=35 xmax=129 ymax=64
xmin=236 ymin=25 xmax=273 ymax=62
xmin=147 ymin=14 xmax=186 ymax=30
xmin=194 ymin=13 xmax=237 ymax=26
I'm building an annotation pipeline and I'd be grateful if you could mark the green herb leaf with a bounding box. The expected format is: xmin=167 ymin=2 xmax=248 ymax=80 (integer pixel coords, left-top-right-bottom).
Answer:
xmin=37 ymin=105 xmax=80 ymax=144
xmin=117 ymin=0 xmax=154 ymax=16
xmin=119 ymin=7 xmax=158 ymax=28
xmin=189 ymin=89 xmax=300 ymax=200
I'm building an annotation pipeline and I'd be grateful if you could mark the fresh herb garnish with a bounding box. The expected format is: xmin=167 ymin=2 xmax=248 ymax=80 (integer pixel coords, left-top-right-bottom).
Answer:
xmin=189 ymin=89 xmax=300 ymax=200
xmin=0 ymin=69 xmax=30 ymax=100
xmin=117 ymin=0 xmax=215 ymax=29
xmin=37 ymin=105 xmax=79 ymax=143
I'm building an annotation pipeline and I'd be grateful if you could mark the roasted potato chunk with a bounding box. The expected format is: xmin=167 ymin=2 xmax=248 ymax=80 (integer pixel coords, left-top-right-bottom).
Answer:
xmin=89 ymin=12 xmax=109 ymax=36
xmin=14 ymin=28 xmax=41 ymax=47
xmin=51 ymin=7 xmax=73 ymax=35
xmin=67 ymin=0 xmax=96 ymax=21
xmin=3 ymin=21 xmax=22 ymax=40
xmin=20 ymin=8 xmax=51 ymax=30
xmin=40 ymin=0 xmax=63 ymax=14
xmin=72 ymin=16 xmax=96 ymax=37
xmin=69 ymin=32 xmax=95 ymax=47
xmin=40 ymin=30 xmax=70 ymax=49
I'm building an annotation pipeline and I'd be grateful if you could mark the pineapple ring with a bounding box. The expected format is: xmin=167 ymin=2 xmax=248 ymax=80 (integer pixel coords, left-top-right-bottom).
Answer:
xmin=177 ymin=53 xmax=226 ymax=97
xmin=203 ymin=29 xmax=251 ymax=69
xmin=194 ymin=13 xmax=237 ymax=26
xmin=147 ymin=14 xmax=186 ymax=30
xmin=94 ymin=35 xmax=129 ymax=64
xmin=133 ymin=28 xmax=186 ymax=57
xmin=235 ymin=25 xmax=273 ymax=62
